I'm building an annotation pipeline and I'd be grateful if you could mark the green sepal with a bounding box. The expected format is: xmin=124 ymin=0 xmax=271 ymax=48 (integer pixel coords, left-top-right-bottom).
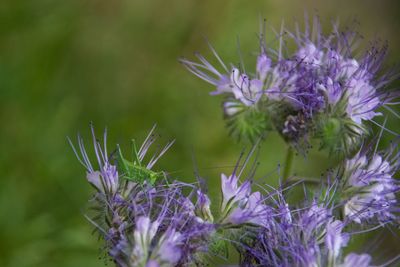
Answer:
xmin=208 ymin=232 xmax=230 ymax=259
xmin=316 ymin=114 xmax=367 ymax=156
xmin=225 ymin=100 xmax=271 ymax=144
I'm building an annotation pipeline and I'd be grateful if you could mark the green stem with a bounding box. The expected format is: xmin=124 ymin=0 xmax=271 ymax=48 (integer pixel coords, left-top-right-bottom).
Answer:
xmin=282 ymin=146 xmax=294 ymax=183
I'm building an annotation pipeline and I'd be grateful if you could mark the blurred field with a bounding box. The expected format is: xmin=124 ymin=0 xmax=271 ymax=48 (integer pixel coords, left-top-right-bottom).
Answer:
xmin=1 ymin=0 xmax=400 ymax=266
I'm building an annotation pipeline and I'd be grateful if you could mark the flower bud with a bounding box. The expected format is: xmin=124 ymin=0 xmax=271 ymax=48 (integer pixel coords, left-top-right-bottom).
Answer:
xmin=195 ymin=190 xmax=214 ymax=222
xmin=317 ymin=116 xmax=364 ymax=155
xmin=224 ymin=99 xmax=271 ymax=143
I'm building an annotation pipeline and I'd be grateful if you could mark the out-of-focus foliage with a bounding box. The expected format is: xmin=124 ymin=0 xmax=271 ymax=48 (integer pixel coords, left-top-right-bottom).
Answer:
xmin=0 ymin=0 xmax=399 ymax=266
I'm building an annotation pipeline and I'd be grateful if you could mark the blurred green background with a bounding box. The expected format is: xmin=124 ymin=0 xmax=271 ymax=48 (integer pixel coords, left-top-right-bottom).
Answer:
xmin=1 ymin=0 xmax=400 ymax=266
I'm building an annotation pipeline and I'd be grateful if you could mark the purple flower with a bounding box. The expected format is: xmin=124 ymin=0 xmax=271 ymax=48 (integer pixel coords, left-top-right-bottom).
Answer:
xmin=346 ymin=79 xmax=380 ymax=124
xmin=256 ymin=53 xmax=272 ymax=82
xmin=230 ymin=69 xmax=263 ymax=106
xmin=69 ymin=125 xmax=175 ymax=194
xmin=220 ymin=173 xmax=251 ymax=212
xmin=132 ymin=216 xmax=160 ymax=264
xmin=326 ymin=220 xmax=349 ymax=260
xmin=153 ymin=228 xmax=183 ymax=265
xmin=86 ymin=163 xmax=119 ymax=194
xmin=179 ymin=47 xmax=233 ymax=96
xmin=130 ymin=212 xmax=206 ymax=267
xmin=287 ymin=20 xmax=395 ymax=127
xmin=108 ymin=182 xmax=215 ymax=267
xmin=296 ymin=43 xmax=323 ymax=65
xmin=180 ymin=43 xmax=290 ymax=107
xmin=70 ymin=127 xmax=215 ymax=266
xmin=69 ymin=125 xmax=120 ymax=194
xmin=342 ymin=145 xmax=399 ymax=224
xmin=181 ymin=16 xmax=399 ymax=154
xmin=215 ymin=168 xmax=278 ymax=227
xmin=236 ymin=190 xmax=360 ymax=267
xmin=195 ymin=190 xmax=214 ymax=222
xmin=224 ymin=191 xmax=270 ymax=226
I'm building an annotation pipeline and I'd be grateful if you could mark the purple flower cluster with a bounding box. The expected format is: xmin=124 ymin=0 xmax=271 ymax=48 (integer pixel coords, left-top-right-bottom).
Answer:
xmin=341 ymin=143 xmax=400 ymax=225
xmin=70 ymin=127 xmax=214 ymax=267
xmin=233 ymin=164 xmax=399 ymax=267
xmin=107 ymin=185 xmax=215 ymax=267
xmin=238 ymin=199 xmax=373 ymax=267
xmin=214 ymin=159 xmax=399 ymax=266
xmin=181 ymin=17 xmax=398 ymax=153
xmin=242 ymin=202 xmax=326 ymax=265
xmin=71 ymin=126 xmax=400 ymax=266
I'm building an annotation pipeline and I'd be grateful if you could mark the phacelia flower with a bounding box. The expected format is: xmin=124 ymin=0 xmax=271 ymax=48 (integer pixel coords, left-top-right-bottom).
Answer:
xmin=237 ymin=195 xmax=362 ymax=267
xmin=68 ymin=125 xmax=120 ymax=194
xmin=181 ymin=17 xmax=399 ymax=154
xmin=223 ymin=191 xmax=270 ymax=226
xmin=180 ymin=40 xmax=290 ymax=143
xmin=220 ymin=173 xmax=251 ymax=213
xmin=287 ymin=19 xmax=394 ymax=120
xmin=152 ymin=228 xmax=183 ymax=265
xmin=69 ymin=125 xmax=174 ymax=195
xmin=195 ymin=190 xmax=214 ymax=222
xmin=71 ymin=127 xmax=215 ymax=267
xmin=131 ymin=217 xmax=186 ymax=267
xmin=132 ymin=216 xmax=160 ymax=265
xmin=341 ymin=144 xmax=400 ymax=225
xmin=105 ymin=183 xmax=215 ymax=267
xmin=218 ymin=172 xmax=269 ymax=226
xmin=181 ymin=35 xmax=265 ymax=102
xmin=325 ymin=220 xmax=349 ymax=263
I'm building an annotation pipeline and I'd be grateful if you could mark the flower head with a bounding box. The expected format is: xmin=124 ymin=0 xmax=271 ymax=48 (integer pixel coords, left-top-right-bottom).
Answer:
xmin=235 ymin=186 xmax=361 ymax=267
xmin=342 ymin=144 xmax=400 ymax=224
xmin=69 ymin=125 xmax=174 ymax=194
xmin=181 ymin=17 xmax=399 ymax=154
xmin=106 ymin=183 xmax=215 ymax=267
xmin=70 ymin=127 xmax=214 ymax=266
